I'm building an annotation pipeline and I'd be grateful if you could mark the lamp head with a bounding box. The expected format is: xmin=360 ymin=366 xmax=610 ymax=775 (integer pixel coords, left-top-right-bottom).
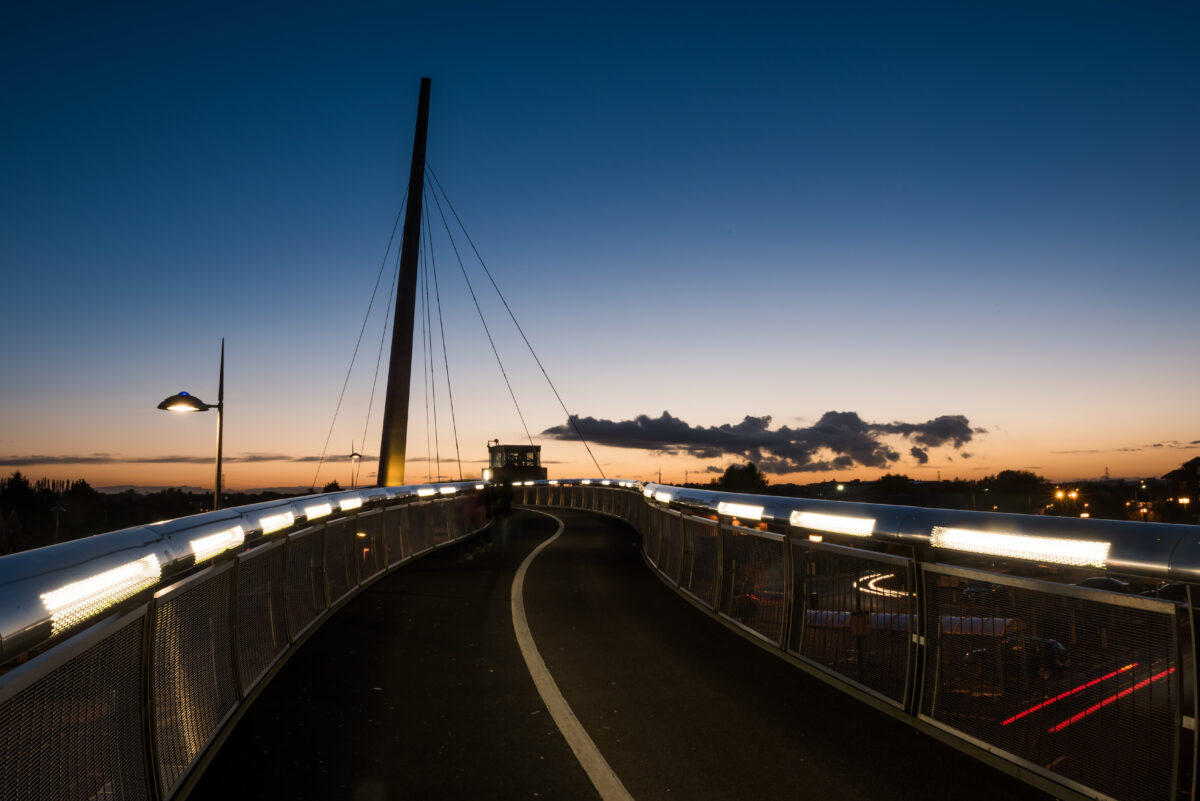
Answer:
xmin=157 ymin=391 xmax=211 ymax=412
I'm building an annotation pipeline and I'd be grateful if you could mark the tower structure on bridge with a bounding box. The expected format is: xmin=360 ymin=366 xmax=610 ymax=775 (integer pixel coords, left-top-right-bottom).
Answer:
xmin=377 ymin=77 xmax=431 ymax=487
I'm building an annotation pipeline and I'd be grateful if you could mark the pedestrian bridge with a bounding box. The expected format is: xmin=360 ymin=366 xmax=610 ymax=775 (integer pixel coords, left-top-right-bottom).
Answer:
xmin=0 ymin=481 xmax=1194 ymax=801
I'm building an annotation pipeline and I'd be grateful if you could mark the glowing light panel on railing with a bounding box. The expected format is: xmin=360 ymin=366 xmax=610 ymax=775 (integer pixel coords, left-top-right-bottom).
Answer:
xmin=930 ymin=526 xmax=1110 ymax=568
xmin=440 ymin=486 xmax=458 ymax=494
xmin=260 ymin=512 xmax=295 ymax=534
xmin=582 ymin=479 xmax=591 ymax=485
xmin=40 ymin=554 xmax=162 ymax=635
xmin=602 ymin=480 xmax=611 ymax=485
xmin=339 ymin=496 xmax=363 ymax=511
xmin=654 ymin=491 xmax=673 ymax=503
xmin=789 ymin=511 xmax=875 ymax=536
xmin=717 ymin=502 xmax=764 ymax=520
xmin=475 ymin=484 xmax=485 ymax=490
xmin=522 ymin=481 xmax=534 ymax=487
xmin=417 ymin=488 xmax=436 ymax=497
xmin=643 ymin=488 xmax=654 ymax=498
xmin=190 ymin=525 xmax=245 ymax=561
xmin=549 ymin=480 xmax=559 ymax=485
xmin=305 ymin=503 xmax=332 ymax=520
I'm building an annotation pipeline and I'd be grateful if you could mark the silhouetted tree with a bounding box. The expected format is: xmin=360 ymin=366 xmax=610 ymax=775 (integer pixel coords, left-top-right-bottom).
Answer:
xmin=322 ymin=480 xmax=342 ymax=493
xmin=874 ymin=474 xmax=916 ymax=494
xmin=711 ymin=463 xmax=769 ymax=493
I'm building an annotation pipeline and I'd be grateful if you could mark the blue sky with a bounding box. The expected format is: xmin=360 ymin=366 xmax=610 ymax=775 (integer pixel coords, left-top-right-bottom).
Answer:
xmin=2 ymin=1 xmax=1198 ymax=489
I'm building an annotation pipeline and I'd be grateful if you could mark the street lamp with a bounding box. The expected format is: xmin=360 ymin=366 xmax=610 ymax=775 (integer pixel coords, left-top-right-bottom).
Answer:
xmin=158 ymin=339 xmax=225 ymax=510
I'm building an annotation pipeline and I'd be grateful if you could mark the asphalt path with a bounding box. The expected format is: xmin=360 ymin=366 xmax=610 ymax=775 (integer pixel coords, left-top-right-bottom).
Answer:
xmin=188 ymin=508 xmax=1051 ymax=801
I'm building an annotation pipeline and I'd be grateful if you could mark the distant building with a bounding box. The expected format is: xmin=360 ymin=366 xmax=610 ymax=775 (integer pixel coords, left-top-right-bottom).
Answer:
xmin=484 ymin=440 xmax=548 ymax=485
xmin=1163 ymin=457 xmax=1200 ymax=503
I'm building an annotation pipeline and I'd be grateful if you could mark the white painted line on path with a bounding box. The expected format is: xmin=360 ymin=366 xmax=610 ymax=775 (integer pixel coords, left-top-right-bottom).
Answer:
xmin=511 ymin=510 xmax=635 ymax=801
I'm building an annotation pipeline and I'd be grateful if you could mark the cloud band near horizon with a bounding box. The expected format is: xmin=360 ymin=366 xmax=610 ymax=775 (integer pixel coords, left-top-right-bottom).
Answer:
xmin=541 ymin=410 xmax=984 ymax=473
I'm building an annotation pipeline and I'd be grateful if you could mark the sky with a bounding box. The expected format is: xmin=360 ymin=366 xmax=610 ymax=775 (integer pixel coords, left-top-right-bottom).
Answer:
xmin=2 ymin=1 xmax=1198 ymax=491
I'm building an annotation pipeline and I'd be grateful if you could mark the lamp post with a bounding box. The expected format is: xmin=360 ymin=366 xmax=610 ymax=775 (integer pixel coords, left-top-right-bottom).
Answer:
xmin=158 ymin=339 xmax=225 ymax=510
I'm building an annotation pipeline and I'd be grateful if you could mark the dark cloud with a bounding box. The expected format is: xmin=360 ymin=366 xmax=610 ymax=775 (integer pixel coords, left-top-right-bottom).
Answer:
xmin=0 ymin=453 xmax=376 ymax=466
xmin=542 ymin=410 xmax=980 ymax=474
xmin=910 ymin=446 xmax=929 ymax=465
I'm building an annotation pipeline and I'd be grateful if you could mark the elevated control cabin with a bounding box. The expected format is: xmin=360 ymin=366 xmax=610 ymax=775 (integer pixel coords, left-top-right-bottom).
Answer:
xmin=485 ymin=440 xmax=548 ymax=484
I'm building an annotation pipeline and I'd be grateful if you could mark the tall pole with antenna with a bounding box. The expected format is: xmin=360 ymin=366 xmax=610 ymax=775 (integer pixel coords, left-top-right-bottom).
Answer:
xmin=377 ymin=77 xmax=431 ymax=487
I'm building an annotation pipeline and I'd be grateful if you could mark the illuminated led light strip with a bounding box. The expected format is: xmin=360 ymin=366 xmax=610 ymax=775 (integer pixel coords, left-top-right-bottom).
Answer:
xmin=260 ymin=512 xmax=294 ymax=534
xmin=522 ymin=481 xmax=534 ymax=487
xmin=550 ymin=480 xmax=559 ymax=486
xmin=417 ymin=488 xmax=437 ymax=497
xmin=582 ymin=479 xmax=592 ymax=485
xmin=717 ymin=501 xmax=764 ymax=521
xmin=340 ymin=497 xmax=363 ymax=511
xmin=440 ymin=486 xmax=459 ymax=494
xmin=601 ymin=480 xmax=611 ymax=486
xmin=475 ymin=484 xmax=485 ymax=490
xmin=1002 ymin=663 xmax=1137 ymax=726
xmin=305 ymin=503 xmax=332 ymax=520
xmin=643 ymin=488 xmax=654 ymax=498
xmin=654 ymin=491 xmax=673 ymax=503
xmin=1048 ymin=667 xmax=1175 ymax=733
xmin=853 ymin=572 xmax=911 ymax=599
xmin=40 ymin=555 xmax=162 ymax=635
xmin=190 ymin=525 xmax=245 ymax=561
xmin=931 ymin=527 xmax=1110 ymax=568
xmin=790 ymin=511 xmax=874 ymax=536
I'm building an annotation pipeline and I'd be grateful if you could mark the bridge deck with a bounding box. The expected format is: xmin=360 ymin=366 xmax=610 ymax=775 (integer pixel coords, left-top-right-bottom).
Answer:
xmin=188 ymin=509 xmax=1050 ymax=800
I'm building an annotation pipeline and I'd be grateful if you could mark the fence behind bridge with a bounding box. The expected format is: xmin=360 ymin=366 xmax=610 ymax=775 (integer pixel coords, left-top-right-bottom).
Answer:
xmin=518 ymin=480 xmax=1196 ymax=801
xmin=0 ymin=483 xmax=490 ymax=801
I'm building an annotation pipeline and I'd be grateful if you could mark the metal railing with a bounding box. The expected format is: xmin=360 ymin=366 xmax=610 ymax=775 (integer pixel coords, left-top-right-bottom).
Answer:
xmin=0 ymin=482 xmax=492 ymax=801
xmin=517 ymin=479 xmax=1197 ymax=801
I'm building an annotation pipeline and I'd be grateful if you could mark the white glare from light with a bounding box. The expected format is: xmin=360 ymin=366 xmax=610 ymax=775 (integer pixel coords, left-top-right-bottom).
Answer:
xmin=790 ymin=511 xmax=874 ymax=536
xmin=305 ymin=503 xmax=332 ymax=520
xmin=654 ymin=491 xmax=673 ymax=503
xmin=417 ymin=488 xmax=437 ymax=497
xmin=643 ymin=488 xmax=654 ymax=498
xmin=522 ymin=481 xmax=534 ymax=487
xmin=930 ymin=526 xmax=1110 ymax=568
xmin=717 ymin=502 xmax=764 ymax=520
xmin=40 ymin=555 xmax=162 ymax=635
xmin=440 ymin=487 xmax=458 ymax=495
xmin=582 ymin=479 xmax=592 ymax=485
xmin=602 ymin=480 xmax=611 ymax=485
xmin=190 ymin=525 xmax=245 ymax=561
xmin=475 ymin=484 xmax=485 ymax=490
xmin=340 ymin=497 xmax=363 ymax=511
xmin=260 ymin=512 xmax=294 ymax=534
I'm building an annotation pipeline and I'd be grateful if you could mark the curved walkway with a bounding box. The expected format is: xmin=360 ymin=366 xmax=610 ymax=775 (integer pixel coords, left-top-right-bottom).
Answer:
xmin=187 ymin=509 xmax=1049 ymax=801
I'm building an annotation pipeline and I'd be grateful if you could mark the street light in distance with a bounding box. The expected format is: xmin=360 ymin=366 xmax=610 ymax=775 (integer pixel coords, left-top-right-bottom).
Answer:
xmin=157 ymin=339 xmax=225 ymax=510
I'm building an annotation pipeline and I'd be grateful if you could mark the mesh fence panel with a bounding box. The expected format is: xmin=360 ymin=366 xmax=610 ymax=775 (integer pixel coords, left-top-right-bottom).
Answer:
xmin=358 ymin=511 xmax=386 ymax=579
xmin=661 ymin=512 xmax=682 ymax=584
xmin=644 ymin=507 xmax=662 ymax=566
xmin=153 ymin=570 xmax=238 ymax=797
xmin=384 ymin=506 xmax=407 ymax=565
xmin=920 ymin=567 xmax=1179 ymax=801
xmin=681 ymin=516 xmax=720 ymax=607
xmin=286 ymin=528 xmax=326 ymax=635
xmin=0 ymin=617 xmax=148 ymax=801
xmin=409 ymin=503 xmax=432 ymax=554
xmin=235 ymin=545 xmax=287 ymax=693
xmin=794 ymin=544 xmax=912 ymax=705
xmin=431 ymin=500 xmax=451 ymax=546
xmin=720 ymin=529 xmax=787 ymax=644
xmin=323 ymin=520 xmax=356 ymax=605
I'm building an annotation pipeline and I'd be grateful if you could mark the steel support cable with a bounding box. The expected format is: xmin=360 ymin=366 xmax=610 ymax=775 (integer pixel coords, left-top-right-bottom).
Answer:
xmin=419 ymin=242 xmax=432 ymax=483
xmin=425 ymin=164 xmax=605 ymax=477
xmin=355 ymin=239 xmax=401 ymax=489
xmin=424 ymin=174 xmax=534 ymax=447
xmin=312 ymin=196 xmax=406 ymax=490
xmin=421 ymin=205 xmax=441 ymax=482
xmin=425 ymin=185 xmax=465 ymax=481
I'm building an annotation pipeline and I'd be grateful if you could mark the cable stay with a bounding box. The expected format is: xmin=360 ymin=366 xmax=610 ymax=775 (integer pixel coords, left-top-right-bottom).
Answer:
xmin=311 ymin=195 xmax=406 ymax=491
xmin=424 ymin=185 xmax=465 ymax=481
xmin=425 ymin=163 xmax=607 ymax=479
xmin=424 ymin=173 xmax=535 ymax=449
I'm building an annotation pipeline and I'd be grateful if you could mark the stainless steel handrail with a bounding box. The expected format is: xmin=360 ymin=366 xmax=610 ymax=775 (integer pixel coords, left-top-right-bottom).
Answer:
xmin=0 ymin=481 xmax=484 ymax=663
